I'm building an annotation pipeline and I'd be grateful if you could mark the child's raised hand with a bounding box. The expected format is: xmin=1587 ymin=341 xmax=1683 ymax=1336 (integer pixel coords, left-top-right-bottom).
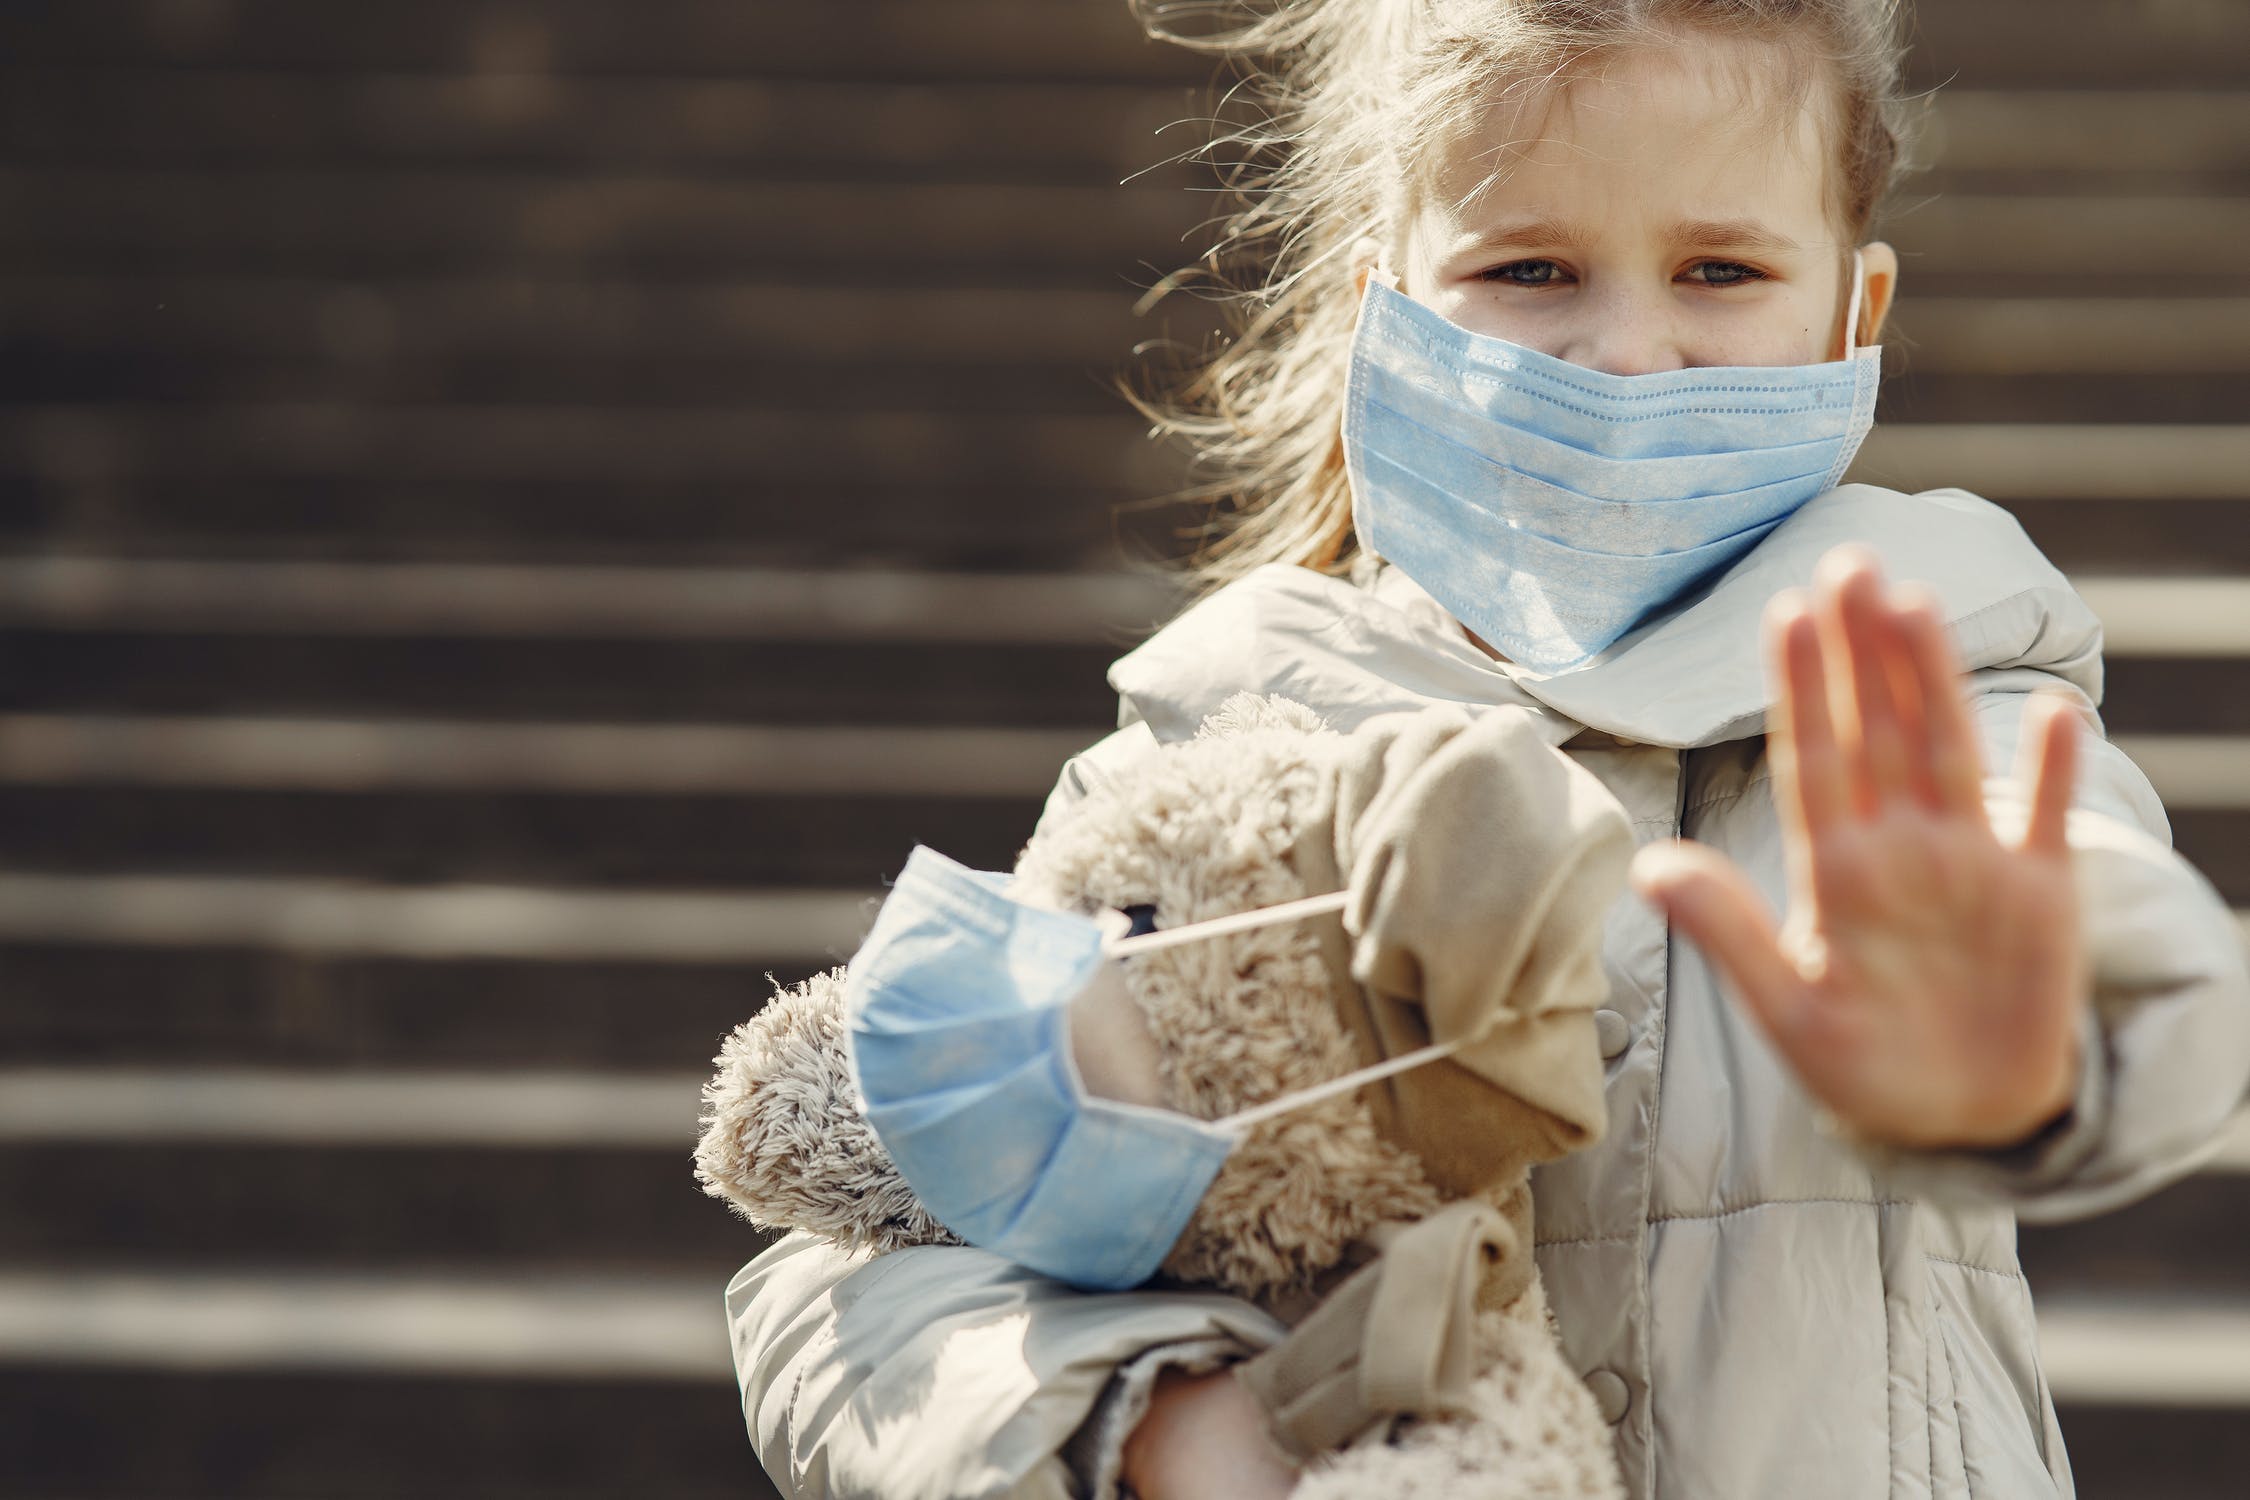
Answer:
xmin=1629 ymin=543 xmax=2091 ymax=1151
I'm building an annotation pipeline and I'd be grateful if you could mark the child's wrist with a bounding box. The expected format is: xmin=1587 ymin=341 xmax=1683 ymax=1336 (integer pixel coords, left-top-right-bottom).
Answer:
xmin=1817 ymin=1027 xmax=2085 ymax=1156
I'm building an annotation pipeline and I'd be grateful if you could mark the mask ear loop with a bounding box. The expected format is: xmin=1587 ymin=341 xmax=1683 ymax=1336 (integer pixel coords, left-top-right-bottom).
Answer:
xmin=1217 ymin=1035 xmax=1466 ymax=1134
xmin=1102 ymin=889 xmax=1350 ymax=959
xmin=1097 ymin=887 xmax=1469 ymax=1136
xmin=1842 ymin=247 xmax=1867 ymax=359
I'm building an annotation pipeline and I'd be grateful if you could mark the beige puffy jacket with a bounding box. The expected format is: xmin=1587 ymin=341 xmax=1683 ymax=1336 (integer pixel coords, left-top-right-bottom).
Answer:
xmin=725 ymin=484 xmax=2250 ymax=1500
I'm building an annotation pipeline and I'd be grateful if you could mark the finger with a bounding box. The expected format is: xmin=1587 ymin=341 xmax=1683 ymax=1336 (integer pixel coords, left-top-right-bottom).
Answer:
xmin=1636 ymin=842 xmax=1887 ymax=1125
xmin=1767 ymin=589 xmax=1851 ymax=850
xmin=1630 ymin=840 xmax=1806 ymax=1033
xmin=2018 ymin=691 xmax=2083 ymax=859
xmin=1817 ymin=547 xmax=1913 ymax=815
xmin=1889 ymin=582 xmax=1988 ymax=818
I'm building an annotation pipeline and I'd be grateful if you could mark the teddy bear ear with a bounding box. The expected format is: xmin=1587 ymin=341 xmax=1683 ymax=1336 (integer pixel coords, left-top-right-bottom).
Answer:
xmin=1194 ymin=691 xmax=1333 ymax=740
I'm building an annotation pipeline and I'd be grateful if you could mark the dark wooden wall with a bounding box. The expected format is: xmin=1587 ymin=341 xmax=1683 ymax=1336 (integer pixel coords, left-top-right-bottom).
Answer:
xmin=1 ymin=3 xmax=2246 ymax=1496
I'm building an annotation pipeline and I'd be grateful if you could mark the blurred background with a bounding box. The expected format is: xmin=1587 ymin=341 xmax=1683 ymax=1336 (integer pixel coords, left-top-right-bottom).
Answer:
xmin=0 ymin=1 xmax=2245 ymax=1496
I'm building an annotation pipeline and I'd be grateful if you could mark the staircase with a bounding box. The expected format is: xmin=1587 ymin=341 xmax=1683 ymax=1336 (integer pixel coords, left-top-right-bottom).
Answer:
xmin=0 ymin=2 xmax=2245 ymax=1496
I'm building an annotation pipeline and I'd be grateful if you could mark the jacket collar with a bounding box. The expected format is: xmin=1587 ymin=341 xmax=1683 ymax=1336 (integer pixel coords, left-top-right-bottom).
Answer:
xmin=1109 ymin=485 xmax=2105 ymax=751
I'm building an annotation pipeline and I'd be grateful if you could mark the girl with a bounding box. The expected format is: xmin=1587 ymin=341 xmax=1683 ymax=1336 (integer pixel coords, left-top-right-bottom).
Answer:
xmin=725 ymin=3 xmax=2250 ymax=1497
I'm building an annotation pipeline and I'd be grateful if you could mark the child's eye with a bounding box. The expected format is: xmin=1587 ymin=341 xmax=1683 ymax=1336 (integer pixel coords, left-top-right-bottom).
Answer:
xmin=1478 ymin=259 xmax=1569 ymax=287
xmin=1682 ymin=260 xmax=1768 ymax=287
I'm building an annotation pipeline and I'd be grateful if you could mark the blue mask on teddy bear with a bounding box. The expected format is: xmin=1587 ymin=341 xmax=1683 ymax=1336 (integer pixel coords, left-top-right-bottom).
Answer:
xmin=846 ymin=845 xmax=1465 ymax=1291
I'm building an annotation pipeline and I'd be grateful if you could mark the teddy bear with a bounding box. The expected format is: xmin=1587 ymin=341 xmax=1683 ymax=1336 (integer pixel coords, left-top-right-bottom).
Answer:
xmin=696 ymin=692 xmax=1635 ymax=1499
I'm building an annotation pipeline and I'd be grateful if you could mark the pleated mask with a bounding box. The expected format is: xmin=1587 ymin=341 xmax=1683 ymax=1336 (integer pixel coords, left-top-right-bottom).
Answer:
xmin=845 ymin=844 xmax=1471 ymax=1291
xmin=1343 ymin=251 xmax=1881 ymax=674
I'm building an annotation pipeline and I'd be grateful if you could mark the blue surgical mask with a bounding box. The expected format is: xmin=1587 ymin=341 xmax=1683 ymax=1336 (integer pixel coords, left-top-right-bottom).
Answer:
xmin=1342 ymin=252 xmax=1881 ymax=674
xmin=845 ymin=845 xmax=1466 ymax=1291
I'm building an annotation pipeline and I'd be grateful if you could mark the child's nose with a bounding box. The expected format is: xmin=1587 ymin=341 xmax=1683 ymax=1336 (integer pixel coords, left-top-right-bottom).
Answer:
xmin=1563 ymin=288 xmax=1688 ymax=377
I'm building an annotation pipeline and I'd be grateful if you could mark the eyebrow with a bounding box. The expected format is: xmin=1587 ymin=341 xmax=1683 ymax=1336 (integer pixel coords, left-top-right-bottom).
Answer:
xmin=1666 ymin=218 xmax=1805 ymax=254
xmin=1463 ymin=215 xmax=1805 ymax=257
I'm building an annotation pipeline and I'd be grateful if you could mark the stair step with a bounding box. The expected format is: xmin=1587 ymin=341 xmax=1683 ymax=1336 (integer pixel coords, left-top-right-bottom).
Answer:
xmin=0 ymin=404 xmax=1172 ymax=490
xmin=0 ymin=941 xmax=817 ymax=1070
xmin=0 ymin=718 xmax=2243 ymax=803
xmin=12 ymin=77 xmax=2250 ymax=180
xmin=2030 ymin=1290 xmax=2250 ymax=1407
xmin=0 ymin=1144 xmax=754 ymax=1268
xmin=0 ymin=1364 xmax=777 ymax=1500
xmin=8 ymin=276 xmax=2248 ymax=393
xmin=0 ymin=73 xmax=1198 ymax=177
xmin=25 ymin=358 xmax=2250 ymax=427
xmin=0 ymin=717 xmax=1097 ymax=796
xmin=3 ymin=414 xmax=2243 ymax=551
xmin=1 ymin=169 xmax=2247 ymax=281
xmin=0 ymin=873 xmax=873 ymax=962
xmin=0 ymin=478 xmax=1167 ymax=571
xmin=0 ymin=556 xmax=1182 ymax=642
xmin=1924 ymin=93 xmax=2250 ymax=177
xmin=0 ymin=1266 xmax=2243 ymax=1407
xmin=0 ymin=1267 xmax=733 ymax=1376
xmin=0 ymin=1270 xmax=2244 ymax=1500
xmin=0 ymin=169 xmax=1208 ymax=276
xmin=0 ymin=633 xmax=1126 ymax=726
xmin=5 ymin=478 xmax=2238 ymax=577
xmin=3 ymin=360 xmax=1134 ymax=412
xmin=1908 ymin=2 xmax=2250 ymax=88
xmin=2024 ymin=1168 xmax=2250 ymax=1300
xmin=2046 ymin=1405 xmax=2250 ymax=1500
xmin=2 ymin=1070 xmax=2246 ymax=1284
xmin=3 ymin=908 xmax=2246 ymax=1064
xmin=0 ymin=785 xmax=1038 ymax=886
xmin=0 ymin=274 xmax=1165 ymax=371
xmin=1876 ymin=375 xmax=2250 ymax=427
xmin=1898 ymin=297 xmax=2250 ymax=378
xmin=1 ymin=789 xmax=2241 ymax=898
xmin=0 ymin=1067 xmax=705 ymax=1146
xmin=0 ymin=0 xmax=1187 ymax=83
xmin=0 ymin=558 xmax=2240 ymax=653
xmin=1851 ymin=425 xmax=2250 ymax=502
xmin=2009 ymin=505 xmax=2250 ymax=579
xmin=0 ymin=0 xmax=2242 ymax=86
xmin=0 ymin=1372 xmax=2236 ymax=1500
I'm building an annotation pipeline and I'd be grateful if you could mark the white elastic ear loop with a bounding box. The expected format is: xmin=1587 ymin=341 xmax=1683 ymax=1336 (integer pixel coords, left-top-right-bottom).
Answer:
xmin=1095 ymin=885 xmax=1470 ymax=1136
xmin=1843 ymin=247 xmax=1867 ymax=359
xmin=1218 ymin=1034 xmax=1466 ymax=1134
xmin=1101 ymin=889 xmax=1350 ymax=960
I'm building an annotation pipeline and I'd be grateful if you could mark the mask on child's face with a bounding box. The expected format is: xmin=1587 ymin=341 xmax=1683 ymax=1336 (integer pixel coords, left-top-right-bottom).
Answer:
xmin=845 ymin=845 xmax=1468 ymax=1290
xmin=1343 ymin=251 xmax=1881 ymax=675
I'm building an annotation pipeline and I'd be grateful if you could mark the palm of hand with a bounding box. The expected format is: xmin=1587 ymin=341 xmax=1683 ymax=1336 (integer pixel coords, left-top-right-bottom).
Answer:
xmin=1633 ymin=544 xmax=2090 ymax=1151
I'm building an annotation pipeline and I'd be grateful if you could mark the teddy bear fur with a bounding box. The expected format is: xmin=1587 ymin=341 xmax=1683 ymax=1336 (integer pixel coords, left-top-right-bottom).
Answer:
xmin=696 ymin=693 xmax=1624 ymax=1498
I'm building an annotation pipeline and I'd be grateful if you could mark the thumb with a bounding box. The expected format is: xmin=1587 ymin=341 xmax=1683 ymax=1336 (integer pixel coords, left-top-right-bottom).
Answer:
xmin=1630 ymin=840 xmax=1806 ymax=1038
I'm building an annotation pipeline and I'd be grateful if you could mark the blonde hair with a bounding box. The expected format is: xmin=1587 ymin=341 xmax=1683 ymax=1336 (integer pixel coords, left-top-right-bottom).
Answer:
xmin=1124 ymin=0 xmax=1916 ymax=593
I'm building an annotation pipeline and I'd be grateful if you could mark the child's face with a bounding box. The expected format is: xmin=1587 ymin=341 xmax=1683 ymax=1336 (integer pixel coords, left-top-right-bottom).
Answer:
xmin=1391 ymin=33 xmax=1897 ymax=373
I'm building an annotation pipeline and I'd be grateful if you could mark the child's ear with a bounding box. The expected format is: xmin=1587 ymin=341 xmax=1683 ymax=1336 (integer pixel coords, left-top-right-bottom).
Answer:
xmin=1350 ymin=234 xmax=1386 ymax=297
xmin=1857 ymin=241 xmax=1900 ymax=347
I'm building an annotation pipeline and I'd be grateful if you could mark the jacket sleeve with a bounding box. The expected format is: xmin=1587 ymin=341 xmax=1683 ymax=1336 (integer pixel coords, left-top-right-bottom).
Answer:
xmin=728 ymin=1233 xmax=1284 ymax=1500
xmin=1846 ymin=666 xmax=2250 ymax=1222
xmin=727 ymin=720 xmax=1284 ymax=1499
